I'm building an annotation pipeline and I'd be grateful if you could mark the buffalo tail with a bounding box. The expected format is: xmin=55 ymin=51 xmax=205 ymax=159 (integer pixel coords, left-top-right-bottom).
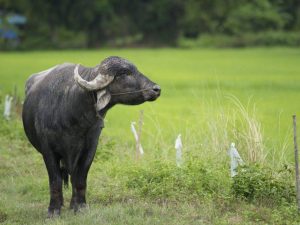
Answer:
xmin=60 ymin=163 xmax=69 ymax=188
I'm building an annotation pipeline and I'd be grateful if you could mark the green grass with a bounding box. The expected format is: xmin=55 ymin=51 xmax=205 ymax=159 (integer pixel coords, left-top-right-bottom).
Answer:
xmin=0 ymin=48 xmax=300 ymax=224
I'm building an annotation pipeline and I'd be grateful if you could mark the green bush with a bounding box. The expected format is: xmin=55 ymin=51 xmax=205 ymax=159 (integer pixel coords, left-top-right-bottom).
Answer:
xmin=224 ymin=1 xmax=287 ymax=35
xmin=124 ymin=159 xmax=227 ymax=201
xmin=231 ymin=164 xmax=295 ymax=205
xmin=94 ymin=138 xmax=117 ymax=162
xmin=179 ymin=31 xmax=300 ymax=48
xmin=21 ymin=28 xmax=87 ymax=50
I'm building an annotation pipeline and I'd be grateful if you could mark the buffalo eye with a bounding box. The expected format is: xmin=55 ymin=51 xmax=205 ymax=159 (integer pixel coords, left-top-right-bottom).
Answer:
xmin=116 ymin=68 xmax=132 ymax=76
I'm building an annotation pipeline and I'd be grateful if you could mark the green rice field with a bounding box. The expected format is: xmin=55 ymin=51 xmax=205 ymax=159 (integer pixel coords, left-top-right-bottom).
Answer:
xmin=0 ymin=48 xmax=300 ymax=224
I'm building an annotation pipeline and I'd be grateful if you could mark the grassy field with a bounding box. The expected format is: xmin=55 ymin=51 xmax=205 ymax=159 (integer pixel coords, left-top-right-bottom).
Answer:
xmin=0 ymin=48 xmax=300 ymax=224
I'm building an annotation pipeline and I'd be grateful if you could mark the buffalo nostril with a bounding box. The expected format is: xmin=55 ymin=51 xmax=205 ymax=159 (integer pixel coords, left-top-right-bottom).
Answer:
xmin=152 ymin=85 xmax=161 ymax=94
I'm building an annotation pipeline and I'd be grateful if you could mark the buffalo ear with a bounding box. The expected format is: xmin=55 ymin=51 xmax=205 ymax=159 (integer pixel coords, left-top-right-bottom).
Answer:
xmin=96 ymin=90 xmax=111 ymax=111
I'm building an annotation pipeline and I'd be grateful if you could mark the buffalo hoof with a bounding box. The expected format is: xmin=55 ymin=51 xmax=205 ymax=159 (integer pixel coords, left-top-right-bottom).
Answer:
xmin=47 ymin=208 xmax=60 ymax=218
xmin=71 ymin=203 xmax=88 ymax=214
xmin=70 ymin=200 xmax=75 ymax=210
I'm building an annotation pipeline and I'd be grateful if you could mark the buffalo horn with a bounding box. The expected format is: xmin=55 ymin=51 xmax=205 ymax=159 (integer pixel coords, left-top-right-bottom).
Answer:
xmin=74 ymin=64 xmax=114 ymax=91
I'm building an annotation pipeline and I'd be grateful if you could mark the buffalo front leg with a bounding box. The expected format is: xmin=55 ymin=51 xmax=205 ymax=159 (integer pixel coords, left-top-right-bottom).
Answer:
xmin=43 ymin=153 xmax=63 ymax=217
xmin=70 ymin=167 xmax=89 ymax=212
xmin=70 ymin=125 xmax=102 ymax=212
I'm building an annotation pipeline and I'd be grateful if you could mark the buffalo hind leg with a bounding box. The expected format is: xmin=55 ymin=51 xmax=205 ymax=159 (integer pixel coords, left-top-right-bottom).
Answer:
xmin=43 ymin=152 xmax=63 ymax=217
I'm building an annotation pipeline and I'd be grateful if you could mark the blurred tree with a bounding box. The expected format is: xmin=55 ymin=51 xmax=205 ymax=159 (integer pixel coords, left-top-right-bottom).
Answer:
xmin=270 ymin=0 xmax=300 ymax=30
xmin=0 ymin=0 xmax=300 ymax=48
xmin=224 ymin=0 xmax=289 ymax=34
xmin=182 ymin=0 xmax=235 ymax=37
xmin=69 ymin=0 xmax=115 ymax=47
xmin=133 ymin=0 xmax=184 ymax=45
xmin=0 ymin=0 xmax=26 ymax=12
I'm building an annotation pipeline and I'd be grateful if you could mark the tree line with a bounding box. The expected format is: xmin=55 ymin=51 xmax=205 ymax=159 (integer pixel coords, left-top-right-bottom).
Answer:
xmin=0 ymin=0 xmax=300 ymax=49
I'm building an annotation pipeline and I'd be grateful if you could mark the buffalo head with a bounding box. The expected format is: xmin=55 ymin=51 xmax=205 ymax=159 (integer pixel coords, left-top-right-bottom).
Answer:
xmin=74 ymin=56 xmax=161 ymax=111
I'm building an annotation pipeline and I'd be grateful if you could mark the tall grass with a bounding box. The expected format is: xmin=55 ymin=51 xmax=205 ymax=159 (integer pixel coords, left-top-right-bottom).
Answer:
xmin=145 ymin=94 xmax=268 ymax=165
xmin=0 ymin=88 xmax=287 ymax=167
xmin=95 ymin=91 xmax=285 ymax=175
xmin=0 ymin=91 xmax=297 ymax=224
xmin=226 ymin=95 xmax=266 ymax=163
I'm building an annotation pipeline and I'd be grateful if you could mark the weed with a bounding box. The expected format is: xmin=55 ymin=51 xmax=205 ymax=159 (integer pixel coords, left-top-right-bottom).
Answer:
xmin=231 ymin=164 xmax=295 ymax=205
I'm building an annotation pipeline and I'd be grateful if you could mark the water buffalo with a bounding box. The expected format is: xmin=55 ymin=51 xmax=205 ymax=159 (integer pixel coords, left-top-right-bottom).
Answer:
xmin=22 ymin=56 xmax=161 ymax=217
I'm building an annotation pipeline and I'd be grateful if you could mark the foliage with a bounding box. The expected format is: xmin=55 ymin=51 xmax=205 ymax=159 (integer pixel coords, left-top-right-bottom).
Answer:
xmin=1 ymin=0 xmax=300 ymax=48
xmin=232 ymin=164 xmax=296 ymax=205
xmin=182 ymin=0 xmax=300 ymax=37
xmin=94 ymin=137 xmax=117 ymax=162
xmin=134 ymin=0 xmax=184 ymax=46
xmin=0 ymin=95 xmax=25 ymax=140
xmin=179 ymin=31 xmax=300 ymax=48
xmin=223 ymin=0 xmax=288 ymax=35
xmin=124 ymin=159 xmax=226 ymax=200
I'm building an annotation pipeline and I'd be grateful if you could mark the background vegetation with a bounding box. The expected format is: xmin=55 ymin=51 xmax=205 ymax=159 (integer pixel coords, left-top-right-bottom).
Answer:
xmin=0 ymin=0 xmax=300 ymax=49
xmin=0 ymin=48 xmax=300 ymax=224
xmin=1 ymin=1 xmax=300 ymax=224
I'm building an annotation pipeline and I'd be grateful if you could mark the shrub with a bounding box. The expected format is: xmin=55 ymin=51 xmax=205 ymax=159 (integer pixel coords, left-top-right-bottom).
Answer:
xmin=124 ymin=159 xmax=227 ymax=201
xmin=21 ymin=28 xmax=87 ymax=50
xmin=231 ymin=164 xmax=295 ymax=205
xmin=178 ymin=31 xmax=300 ymax=48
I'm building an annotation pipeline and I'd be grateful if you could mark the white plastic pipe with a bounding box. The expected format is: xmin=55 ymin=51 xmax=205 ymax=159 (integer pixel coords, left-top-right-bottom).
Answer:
xmin=4 ymin=95 xmax=13 ymax=120
xmin=175 ymin=134 xmax=183 ymax=167
xmin=228 ymin=143 xmax=244 ymax=177
xmin=130 ymin=122 xmax=144 ymax=155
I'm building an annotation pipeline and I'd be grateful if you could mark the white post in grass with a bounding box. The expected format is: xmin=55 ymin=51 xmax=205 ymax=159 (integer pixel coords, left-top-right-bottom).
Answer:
xmin=4 ymin=95 xmax=13 ymax=120
xmin=131 ymin=122 xmax=144 ymax=156
xmin=175 ymin=134 xmax=183 ymax=167
xmin=228 ymin=143 xmax=244 ymax=177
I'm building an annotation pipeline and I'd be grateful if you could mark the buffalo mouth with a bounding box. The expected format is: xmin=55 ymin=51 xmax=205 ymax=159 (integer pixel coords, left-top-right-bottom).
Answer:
xmin=144 ymin=89 xmax=161 ymax=102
